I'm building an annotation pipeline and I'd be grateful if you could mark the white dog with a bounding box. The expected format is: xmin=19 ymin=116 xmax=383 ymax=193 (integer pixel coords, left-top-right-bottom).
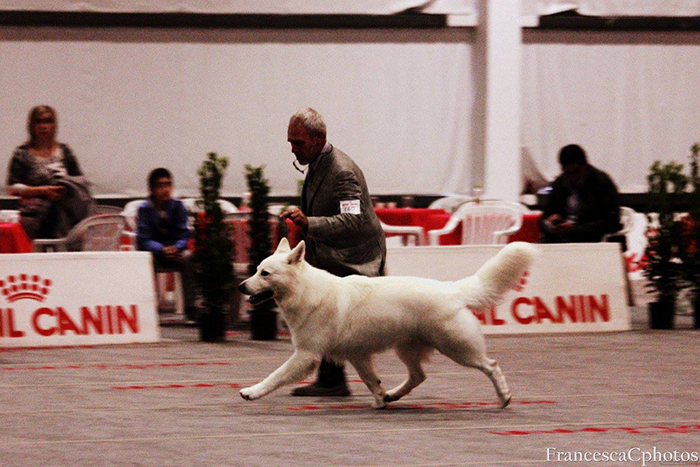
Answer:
xmin=238 ymin=238 xmax=535 ymax=409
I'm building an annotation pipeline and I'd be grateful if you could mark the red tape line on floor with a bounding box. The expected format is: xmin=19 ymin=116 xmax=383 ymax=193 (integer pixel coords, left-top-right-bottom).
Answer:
xmin=490 ymin=424 xmax=700 ymax=436
xmin=0 ymin=345 xmax=95 ymax=352
xmin=3 ymin=361 xmax=230 ymax=371
xmin=113 ymin=382 xmax=241 ymax=390
xmin=287 ymin=400 xmax=556 ymax=411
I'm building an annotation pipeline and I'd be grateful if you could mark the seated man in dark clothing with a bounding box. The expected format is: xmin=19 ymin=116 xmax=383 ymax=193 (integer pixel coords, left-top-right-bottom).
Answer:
xmin=541 ymin=144 xmax=621 ymax=243
xmin=137 ymin=168 xmax=196 ymax=320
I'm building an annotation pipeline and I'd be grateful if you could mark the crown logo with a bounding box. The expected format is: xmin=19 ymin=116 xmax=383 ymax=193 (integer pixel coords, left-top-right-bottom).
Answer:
xmin=0 ymin=274 xmax=52 ymax=302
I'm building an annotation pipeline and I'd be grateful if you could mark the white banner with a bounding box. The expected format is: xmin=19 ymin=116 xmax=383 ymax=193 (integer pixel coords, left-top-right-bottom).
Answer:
xmin=386 ymin=243 xmax=630 ymax=334
xmin=0 ymin=252 xmax=160 ymax=347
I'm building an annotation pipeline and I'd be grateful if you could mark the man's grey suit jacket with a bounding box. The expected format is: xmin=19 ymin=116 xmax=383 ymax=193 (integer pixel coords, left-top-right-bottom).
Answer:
xmin=301 ymin=145 xmax=386 ymax=278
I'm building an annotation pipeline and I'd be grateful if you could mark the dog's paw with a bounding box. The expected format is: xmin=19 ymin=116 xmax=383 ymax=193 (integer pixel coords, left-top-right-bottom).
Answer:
xmin=383 ymin=392 xmax=400 ymax=403
xmin=500 ymin=393 xmax=512 ymax=409
xmin=372 ymin=398 xmax=388 ymax=409
xmin=240 ymin=386 xmax=260 ymax=401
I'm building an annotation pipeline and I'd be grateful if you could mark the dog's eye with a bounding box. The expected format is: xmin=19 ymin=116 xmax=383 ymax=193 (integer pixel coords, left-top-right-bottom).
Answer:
xmin=260 ymin=270 xmax=271 ymax=277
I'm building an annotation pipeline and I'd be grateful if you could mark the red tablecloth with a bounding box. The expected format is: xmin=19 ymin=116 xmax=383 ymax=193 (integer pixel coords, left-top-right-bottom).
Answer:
xmin=375 ymin=207 xmax=447 ymax=239
xmin=508 ymin=213 xmax=542 ymax=243
xmin=226 ymin=218 xmax=302 ymax=264
xmin=0 ymin=223 xmax=33 ymax=253
xmin=220 ymin=209 xmax=539 ymax=252
xmin=375 ymin=208 xmax=447 ymax=228
xmin=284 ymin=218 xmax=303 ymax=247
xmin=424 ymin=214 xmax=458 ymax=245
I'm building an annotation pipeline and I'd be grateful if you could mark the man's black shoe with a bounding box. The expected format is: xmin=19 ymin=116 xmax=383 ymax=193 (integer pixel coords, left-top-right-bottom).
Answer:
xmin=291 ymin=382 xmax=351 ymax=397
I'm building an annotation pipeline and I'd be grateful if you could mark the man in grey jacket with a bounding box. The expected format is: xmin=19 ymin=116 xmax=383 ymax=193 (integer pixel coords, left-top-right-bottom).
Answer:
xmin=281 ymin=107 xmax=386 ymax=397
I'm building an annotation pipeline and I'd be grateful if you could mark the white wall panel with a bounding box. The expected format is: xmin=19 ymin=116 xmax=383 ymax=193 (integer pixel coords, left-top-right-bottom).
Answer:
xmin=1 ymin=1 xmax=698 ymax=16
xmin=0 ymin=0 xmax=461 ymax=14
xmin=522 ymin=31 xmax=700 ymax=192
xmin=0 ymin=27 xmax=473 ymax=197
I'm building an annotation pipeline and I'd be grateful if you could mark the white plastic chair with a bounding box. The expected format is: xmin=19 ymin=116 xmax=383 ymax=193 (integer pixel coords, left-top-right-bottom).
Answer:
xmin=93 ymin=204 xmax=123 ymax=214
xmin=428 ymin=201 xmax=525 ymax=245
xmin=428 ymin=195 xmax=473 ymax=213
xmin=602 ymin=206 xmax=637 ymax=242
xmin=380 ymin=221 xmax=425 ymax=246
xmin=153 ymin=264 xmax=185 ymax=317
xmin=602 ymin=206 xmax=637 ymax=307
xmin=34 ymin=214 xmax=127 ymax=252
xmin=181 ymin=198 xmax=238 ymax=214
xmin=121 ymin=199 xmax=189 ymax=314
xmin=121 ymin=199 xmax=146 ymax=233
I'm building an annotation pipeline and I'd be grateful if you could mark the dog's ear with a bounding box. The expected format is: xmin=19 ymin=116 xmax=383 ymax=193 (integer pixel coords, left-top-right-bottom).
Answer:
xmin=287 ymin=240 xmax=305 ymax=264
xmin=276 ymin=237 xmax=291 ymax=253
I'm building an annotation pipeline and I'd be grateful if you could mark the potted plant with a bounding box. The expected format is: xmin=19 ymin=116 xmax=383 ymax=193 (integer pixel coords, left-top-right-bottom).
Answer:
xmin=644 ymin=161 xmax=687 ymax=329
xmin=193 ymin=152 xmax=235 ymax=342
xmin=244 ymin=165 xmax=277 ymax=340
xmin=679 ymin=143 xmax=700 ymax=328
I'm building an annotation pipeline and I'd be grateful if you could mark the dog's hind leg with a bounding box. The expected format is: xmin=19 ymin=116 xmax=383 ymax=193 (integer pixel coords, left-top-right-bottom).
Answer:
xmin=384 ymin=346 xmax=428 ymax=404
xmin=348 ymin=356 xmax=387 ymax=409
xmin=433 ymin=313 xmax=512 ymax=408
xmin=438 ymin=344 xmax=511 ymax=408
xmin=474 ymin=356 xmax=511 ymax=408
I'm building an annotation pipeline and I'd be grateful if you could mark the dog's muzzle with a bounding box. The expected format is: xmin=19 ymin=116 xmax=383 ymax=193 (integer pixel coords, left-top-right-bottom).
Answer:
xmin=238 ymin=281 xmax=274 ymax=305
xmin=248 ymin=290 xmax=274 ymax=305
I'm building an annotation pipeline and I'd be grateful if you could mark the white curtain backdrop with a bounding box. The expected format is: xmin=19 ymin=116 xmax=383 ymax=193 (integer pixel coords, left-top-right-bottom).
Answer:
xmin=0 ymin=27 xmax=473 ymax=197
xmin=0 ymin=0 xmax=469 ymax=15
xmin=521 ymin=0 xmax=700 ymax=17
xmin=521 ymin=30 xmax=700 ymax=192
xmin=2 ymin=0 xmax=699 ymax=16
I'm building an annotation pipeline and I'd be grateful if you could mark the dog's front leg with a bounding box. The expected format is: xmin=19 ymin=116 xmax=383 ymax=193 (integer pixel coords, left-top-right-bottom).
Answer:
xmin=349 ymin=357 xmax=386 ymax=409
xmin=240 ymin=350 xmax=319 ymax=401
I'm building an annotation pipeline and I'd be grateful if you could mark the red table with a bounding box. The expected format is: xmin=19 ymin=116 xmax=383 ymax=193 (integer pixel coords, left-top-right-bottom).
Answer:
xmin=225 ymin=218 xmax=303 ymax=265
xmin=375 ymin=208 xmax=447 ymax=239
xmin=375 ymin=208 xmax=447 ymax=228
xmin=0 ymin=223 xmax=33 ymax=253
xmin=508 ymin=213 xmax=542 ymax=243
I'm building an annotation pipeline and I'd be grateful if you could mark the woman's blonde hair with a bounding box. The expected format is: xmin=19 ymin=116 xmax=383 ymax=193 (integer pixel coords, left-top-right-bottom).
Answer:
xmin=26 ymin=105 xmax=57 ymax=147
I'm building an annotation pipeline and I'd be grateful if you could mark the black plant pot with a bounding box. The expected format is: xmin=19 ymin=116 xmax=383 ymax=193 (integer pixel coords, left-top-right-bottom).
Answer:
xmin=199 ymin=308 xmax=227 ymax=342
xmin=648 ymin=300 xmax=675 ymax=330
xmin=250 ymin=309 xmax=277 ymax=341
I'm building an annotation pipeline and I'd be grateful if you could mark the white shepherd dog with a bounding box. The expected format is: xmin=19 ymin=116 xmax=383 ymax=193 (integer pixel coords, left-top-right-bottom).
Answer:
xmin=238 ymin=238 xmax=536 ymax=409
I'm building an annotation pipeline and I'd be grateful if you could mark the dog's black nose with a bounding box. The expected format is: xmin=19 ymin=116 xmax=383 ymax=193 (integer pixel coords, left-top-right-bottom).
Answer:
xmin=238 ymin=282 xmax=248 ymax=294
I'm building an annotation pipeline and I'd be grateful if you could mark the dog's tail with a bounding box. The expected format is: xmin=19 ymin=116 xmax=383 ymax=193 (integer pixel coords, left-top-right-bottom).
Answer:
xmin=457 ymin=242 xmax=537 ymax=309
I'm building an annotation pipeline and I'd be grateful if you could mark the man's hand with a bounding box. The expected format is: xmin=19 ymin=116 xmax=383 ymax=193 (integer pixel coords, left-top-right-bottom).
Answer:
xmin=162 ymin=246 xmax=182 ymax=262
xmin=280 ymin=207 xmax=308 ymax=230
xmin=545 ymin=214 xmax=575 ymax=235
xmin=554 ymin=221 xmax=575 ymax=235
xmin=544 ymin=214 xmax=563 ymax=226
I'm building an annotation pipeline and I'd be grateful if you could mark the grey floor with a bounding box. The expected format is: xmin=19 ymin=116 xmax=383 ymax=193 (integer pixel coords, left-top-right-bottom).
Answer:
xmin=1 ymin=290 xmax=698 ymax=466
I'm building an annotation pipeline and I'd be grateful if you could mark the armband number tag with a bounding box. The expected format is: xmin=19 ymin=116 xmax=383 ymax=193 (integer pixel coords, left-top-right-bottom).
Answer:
xmin=340 ymin=199 xmax=361 ymax=215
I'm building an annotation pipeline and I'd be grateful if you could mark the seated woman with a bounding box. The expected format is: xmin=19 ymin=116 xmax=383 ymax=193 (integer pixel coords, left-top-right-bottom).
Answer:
xmin=6 ymin=106 xmax=94 ymax=239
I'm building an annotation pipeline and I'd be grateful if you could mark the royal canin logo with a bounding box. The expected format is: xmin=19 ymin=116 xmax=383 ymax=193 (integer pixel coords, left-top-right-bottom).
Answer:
xmin=0 ymin=275 xmax=52 ymax=303
xmin=0 ymin=273 xmax=143 ymax=340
